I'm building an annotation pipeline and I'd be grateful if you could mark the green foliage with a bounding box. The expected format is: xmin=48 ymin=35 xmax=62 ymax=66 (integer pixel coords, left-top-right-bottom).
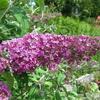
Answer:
xmin=92 ymin=0 xmax=100 ymax=16
xmin=44 ymin=0 xmax=100 ymax=18
xmin=0 ymin=0 xmax=9 ymax=10
xmin=5 ymin=63 xmax=99 ymax=99
xmin=35 ymin=0 xmax=45 ymax=12
xmin=0 ymin=0 xmax=30 ymax=40
xmin=34 ymin=16 xmax=100 ymax=36
xmin=0 ymin=0 xmax=9 ymax=19
xmin=78 ymin=0 xmax=94 ymax=18
xmin=44 ymin=0 xmax=65 ymax=12
xmin=0 ymin=60 xmax=99 ymax=99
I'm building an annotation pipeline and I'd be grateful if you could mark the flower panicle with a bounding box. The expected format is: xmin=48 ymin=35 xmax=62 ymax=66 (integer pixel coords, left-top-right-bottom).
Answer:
xmin=0 ymin=33 xmax=99 ymax=73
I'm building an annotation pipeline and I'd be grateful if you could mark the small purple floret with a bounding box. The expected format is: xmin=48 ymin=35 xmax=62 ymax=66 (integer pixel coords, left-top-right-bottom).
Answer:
xmin=0 ymin=81 xmax=11 ymax=100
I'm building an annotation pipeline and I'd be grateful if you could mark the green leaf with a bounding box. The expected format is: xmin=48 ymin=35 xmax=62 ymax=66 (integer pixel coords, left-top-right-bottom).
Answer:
xmin=90 ymin=82 xmax=99 ymax=92
xmin=36 ymin=0 xmax=45 ymax=11
xmin=70 ymin=91 xmax=78 ymax=97
xmin=14 ymin=11 xmax=29 ymax=35
xmin=0 ymin=0 xmax=9 ymax=10
xmin=1 ymin=71 xmax=14 ymax=89
xmin=55 ymin=91 xmax=62 ymax=100
xmin=57 ymin=73 xmax=65 ymax=84
xmin=45 ymin=81 xmax=52 ymax=87
xmin=28 ymin=87 xmax=36 ymax=97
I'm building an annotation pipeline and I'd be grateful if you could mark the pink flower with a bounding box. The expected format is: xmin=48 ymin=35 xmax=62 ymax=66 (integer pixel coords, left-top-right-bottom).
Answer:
xmin=0 ymin=81 xmax=11 ymax=100
xmin=0 ymin=33 xmax=99 ymax=74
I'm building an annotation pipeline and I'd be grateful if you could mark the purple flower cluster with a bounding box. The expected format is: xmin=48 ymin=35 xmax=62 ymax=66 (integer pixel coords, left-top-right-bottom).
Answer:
xmin=0 ymin=45 xmax=9 ymax=73
xmin=0 ymin=33 xmax=100 ymax=73
xmin=0 ymin=81 xmax=11 ymax=100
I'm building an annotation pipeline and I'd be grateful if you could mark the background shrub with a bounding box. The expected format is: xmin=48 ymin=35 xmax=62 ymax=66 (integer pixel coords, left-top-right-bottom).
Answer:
xmin=33 ymin=16 xmax=100 ymax=36
xmin=44 ymin=0 xmax=100 ymax=19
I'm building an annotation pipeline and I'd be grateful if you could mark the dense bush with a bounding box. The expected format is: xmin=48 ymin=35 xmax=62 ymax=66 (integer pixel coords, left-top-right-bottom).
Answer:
xmin=0 ymin=0 xmax=100 ymax=99
xmin=44 ymin=0 xmax=100 ymax=18
xmin=34 ymin=16 xmax=100 ymax=36
xmin=48 ymin=17 xmax=100 ymax=36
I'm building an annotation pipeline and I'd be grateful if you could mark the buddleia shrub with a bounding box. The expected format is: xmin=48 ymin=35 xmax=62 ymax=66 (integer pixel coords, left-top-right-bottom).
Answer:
xmin=0 ymin=33 xmax=100 ymax=73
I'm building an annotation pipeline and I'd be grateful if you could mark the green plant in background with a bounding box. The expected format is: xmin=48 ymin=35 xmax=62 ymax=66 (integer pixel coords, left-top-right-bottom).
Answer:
xmin=0 ymin=0 xmax=30 ymax=41
xmin=44 ymin=0 xmax=100 ymax=18
xmin=48 ymin=16 xmax=99 ymax=36
xmin=92 ymin=0 xmax=100 ymax=17
xmin=32 ymin=16 xmax=100 ymax=36
xmin=0 ymin=0 xmax=9 ymax=10
xmin=0 ymin=0 xmax=9 ymax=22
xmin=44 ymin=0 xmax=65 ymax=12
